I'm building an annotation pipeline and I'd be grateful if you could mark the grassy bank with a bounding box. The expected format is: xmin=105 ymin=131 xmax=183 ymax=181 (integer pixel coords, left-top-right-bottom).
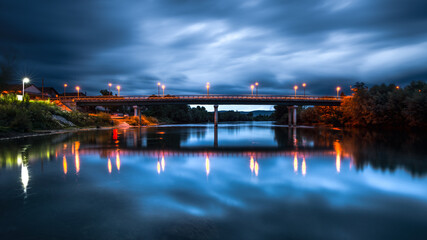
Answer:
xmin=0 ymin=94 xmax=114 ymax=135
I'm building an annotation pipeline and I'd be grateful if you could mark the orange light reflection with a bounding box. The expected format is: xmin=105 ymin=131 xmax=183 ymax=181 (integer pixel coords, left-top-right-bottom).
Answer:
xmin=293 ymin=153 xmax=298 ymax=173
xmin=161 ymin=155 xmax=165 ymax=172
xmin=302 ymin=157 xmax=306 ymax=176
xmin=116 ymin=151 xmax=121 ymax=171
xmin=63 ymin=156 xmax=67 ymax=175
xmin=254 ymin=161 xmax=259 ymax=176
xmin=108 ymin=158 xmax=112 ymax=174
xmin=206 ymin=155 xmax=210 ymax=176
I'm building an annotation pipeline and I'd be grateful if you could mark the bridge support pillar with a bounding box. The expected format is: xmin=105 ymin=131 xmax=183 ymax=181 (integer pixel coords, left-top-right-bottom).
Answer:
xmin=133 ymin=105 xmax=138 ymax=117
xmin=214 ymin=105 xmax=218 ymax=128
xmin=293 ymin=105 xmax=297 ymax=126
xmin=138 ymin=108 xmax=142 ymax=126
xmin=288 ymin=106 xmax=293 ymax=126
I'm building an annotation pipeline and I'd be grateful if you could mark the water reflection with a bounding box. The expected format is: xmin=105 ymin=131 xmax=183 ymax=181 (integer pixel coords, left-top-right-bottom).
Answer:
xmin=1 ymin=123 xmax=427 ymax=239
xmin=21 ymin=163 xmax=29 ymax=195
xmin=63 ymin=155 xmax=67 ymax=175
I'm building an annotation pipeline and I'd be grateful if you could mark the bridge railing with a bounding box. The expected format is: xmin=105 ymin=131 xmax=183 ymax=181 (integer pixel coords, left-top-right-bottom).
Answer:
xmin=54 ymin=94 xmax=344 ymax=101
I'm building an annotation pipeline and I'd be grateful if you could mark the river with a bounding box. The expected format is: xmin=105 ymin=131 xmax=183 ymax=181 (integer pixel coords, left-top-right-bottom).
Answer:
xmin=0 ymin=122 xmax=426 ymax=239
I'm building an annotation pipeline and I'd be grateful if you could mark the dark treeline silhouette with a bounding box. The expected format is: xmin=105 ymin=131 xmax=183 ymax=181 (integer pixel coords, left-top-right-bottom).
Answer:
xmin=275 ymin=81 xmax=427 ymax=128
xmin=143 ymin=95 xmax=272 ymax=123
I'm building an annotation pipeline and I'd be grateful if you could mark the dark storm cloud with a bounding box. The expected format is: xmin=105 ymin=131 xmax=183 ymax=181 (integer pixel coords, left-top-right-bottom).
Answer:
xmin=1 ymin=0 xmax=427 ymax=95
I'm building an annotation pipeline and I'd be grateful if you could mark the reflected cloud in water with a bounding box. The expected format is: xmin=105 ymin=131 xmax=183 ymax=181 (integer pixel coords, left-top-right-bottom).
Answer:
xmin=1 ymin=122 xmax=427 ymax=239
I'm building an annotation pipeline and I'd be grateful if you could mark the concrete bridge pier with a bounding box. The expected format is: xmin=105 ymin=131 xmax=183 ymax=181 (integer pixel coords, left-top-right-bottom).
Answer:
xmin=214 ymin=105 xmax=219 ymax=128
xmin=133 ymin=105 xmax=142 ymax=125
xmin=293 ymin=105 xmax=297 ymax=126
xmin=133 ymin=106 xmax=138 ymax=117
xmin=287 ymin=105 xmax=298 ymax=127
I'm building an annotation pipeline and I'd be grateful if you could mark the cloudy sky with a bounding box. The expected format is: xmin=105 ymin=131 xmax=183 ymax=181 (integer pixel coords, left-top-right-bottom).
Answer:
xmin=1 ymin=0 xmax=427 ymax=109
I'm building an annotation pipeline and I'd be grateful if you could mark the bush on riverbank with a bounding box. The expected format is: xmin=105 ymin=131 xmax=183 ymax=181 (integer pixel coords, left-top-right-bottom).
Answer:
xmin=275 ymin=81 xmax=427 ymax=128
xmin=0 ymin=94 xmax=113 ymax=133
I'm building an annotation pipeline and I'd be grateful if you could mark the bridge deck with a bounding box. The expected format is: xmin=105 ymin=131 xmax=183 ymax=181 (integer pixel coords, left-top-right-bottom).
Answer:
xmin=56 ymin=95 xmax=344 ymax=106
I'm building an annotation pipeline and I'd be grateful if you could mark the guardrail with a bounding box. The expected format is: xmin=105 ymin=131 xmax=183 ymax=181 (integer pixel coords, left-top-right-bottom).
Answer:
xmin=54 ymin=94 xmax=344 ymax=101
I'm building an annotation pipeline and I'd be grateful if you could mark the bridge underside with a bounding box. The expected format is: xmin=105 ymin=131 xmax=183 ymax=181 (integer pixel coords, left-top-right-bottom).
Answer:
xmin=73 ymin=98 xmax=341 ymax=107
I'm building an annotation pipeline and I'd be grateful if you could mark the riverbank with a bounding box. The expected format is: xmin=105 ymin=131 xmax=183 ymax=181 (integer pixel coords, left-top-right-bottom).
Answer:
xmin=0 ymin=94 xmax=159 ymax=140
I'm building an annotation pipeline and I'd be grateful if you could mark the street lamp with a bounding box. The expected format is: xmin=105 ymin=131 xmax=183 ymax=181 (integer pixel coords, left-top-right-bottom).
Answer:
xmin=117 ymin=85 xmax=121 ymax=96
xmin=22 ymin=77 xmax=30 ymax=98
xmin=336 ymin=87 xmax=341 ymax=98
xmin=64 ymin=84 xmax=67 ymax=97
xmin=157 ymin=82 xmax=161 ymax=96
xmin=255 ymin=82 xmax=259 ymax=96
xmin=206 ymin=82 xmax=210 ymax=96
xmin=108 ymin=83 xmax=112 ymax=95
xmin=294 ymin=85 xmax=298 ymax=97
xmin=251 ymin=85 xmax=254 ymax=96
xmin=76 ymin=86 xmax=80 ymax=98
xmin=162 ymin=85 xmax=165 ymax=97
xmin=302 ymin=83 xmax=306 ymax=97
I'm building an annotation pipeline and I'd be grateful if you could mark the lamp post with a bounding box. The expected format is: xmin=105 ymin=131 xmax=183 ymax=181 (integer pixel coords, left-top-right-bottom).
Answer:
xmin=251 ymin=85 xmax=254 ymax=96
xmin=302 ymin=83 xmax=306 ymax=97
xmin=117 ymin=85 xmax=121 ymax=97
xmin=255 ymin=82 xmax=259 ymax=96
xmin=157 ymin=82 xmax=161 ymax=96
xmin=76 ymin=86 xmax=80 ymax=99
xmin=162 ymin=85 xmax=165 ymax=97
xmin=108 ymin=83 xmax=112 ymax=95
xmin=206 ymin=82 xmax=210 ymax=96
xmin=64 ymin=84 xmax=67 ymax=97
xmin=294 ymin=85 xmax=298 ymax=97
xmin=336 ymin=87 xmax=341 ymax=98
xmin=22 ymin=77 xmax=30 ymax=98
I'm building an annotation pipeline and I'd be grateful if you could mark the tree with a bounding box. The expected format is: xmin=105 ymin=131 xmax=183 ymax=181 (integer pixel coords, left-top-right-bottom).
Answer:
xmin=100 ymin=89 xmax=112 ymax=96
xmin=0 ymin=49 xmax=18 ymax=88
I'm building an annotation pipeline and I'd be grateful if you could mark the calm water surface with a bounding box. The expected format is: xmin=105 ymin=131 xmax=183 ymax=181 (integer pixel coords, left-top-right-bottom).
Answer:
xmin=0 ymin=122 xmax=426 ymax=240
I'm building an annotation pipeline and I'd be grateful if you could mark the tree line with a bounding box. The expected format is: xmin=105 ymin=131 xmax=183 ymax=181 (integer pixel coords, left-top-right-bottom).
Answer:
xmin=275 ymin=81 xmax=426 ymax=128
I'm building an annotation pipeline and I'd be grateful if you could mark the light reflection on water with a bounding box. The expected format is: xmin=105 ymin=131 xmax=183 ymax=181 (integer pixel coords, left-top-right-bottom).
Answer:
xmin=1 ymin=122 xmax=427 ymax=239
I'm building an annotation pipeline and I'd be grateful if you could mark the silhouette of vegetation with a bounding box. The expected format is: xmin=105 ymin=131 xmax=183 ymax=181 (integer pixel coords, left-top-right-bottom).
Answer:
xmin=100 ymin=89 xmax=112 ymax=96
xmin=275 ymin=81 xmax=427 ymax=128
xmin=143 ymin=94 xmax=272 ymax=123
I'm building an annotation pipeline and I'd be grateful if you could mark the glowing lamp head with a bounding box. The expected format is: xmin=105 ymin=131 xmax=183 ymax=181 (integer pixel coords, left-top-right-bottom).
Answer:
xmin=336 ymin=87 xmax=341 ymax=91
xmin=251 ymin=85 xmax=254 ymax=90
xmin=302 ymin=83 xmax=306 ymax=87
xmin=23 ymin=77 xmax=30 ymax=83
xmin=206 ymin=82 xmax=210 ymax=88
xmin=108 ymin=83 xmax=112 ymax=87
xmin=162 ymin=85 xmax=165 ymax=90
xmin=396 ymin=86 xmax=400 ymax=89
xmin=64 ymin=84 xmax=67 ymax=87
xmin=117 ymin=85 xmax=121 ymax=90
xmin=76 ymin=86 xmax=80 ymax=91
xmin=294 ymin=85 xmax=298 ymax=90
xmin=255 ymin=82 xmax=259 ymax=86
xmin=158 ymin=82 xmax=161 ymax=86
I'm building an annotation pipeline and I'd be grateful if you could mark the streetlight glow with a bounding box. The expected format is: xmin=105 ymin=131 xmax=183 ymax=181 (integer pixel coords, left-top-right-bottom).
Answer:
xmin=206 ymin=82 xmax=210 ymax=96
xmin=302 ymin=83 xmax=306 ymax=97
xmin=22 ymin=77 xmax=30 ymax=98
xmin=76 ymin=86 xmax=80 ymax=98
xmin=294 ymin=85 xmax=298 ymax=97
xmin=157 ymin=82 xmax=161 ymax=96
xmin=336 ymin=87 xmax=341 ymax=97
xmin=162 ymin=84 xmax=165 ymax=97
xmin=251 ymin=84 xmax=254 ymax=96
xmin=255 ymin=82 xmax=259 ymax=96
xmin=117 ymin=85 xmax=121 ymax=96
xmin=108 ymin=83 xmax=112 ymax=95
xmin=64 ymin=84 xmax=68 ymax=97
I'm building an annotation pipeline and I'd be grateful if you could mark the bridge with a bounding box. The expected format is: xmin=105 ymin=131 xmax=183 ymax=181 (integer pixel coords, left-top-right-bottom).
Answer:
xmin=57 ymin=94 xmax=344 ymax=126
